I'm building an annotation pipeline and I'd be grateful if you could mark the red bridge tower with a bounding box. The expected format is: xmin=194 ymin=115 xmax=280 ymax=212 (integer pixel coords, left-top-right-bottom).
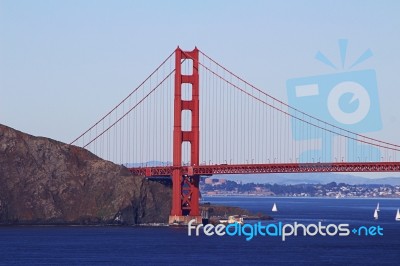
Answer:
xmin=168 ymin=47 xmax=202 ymax=224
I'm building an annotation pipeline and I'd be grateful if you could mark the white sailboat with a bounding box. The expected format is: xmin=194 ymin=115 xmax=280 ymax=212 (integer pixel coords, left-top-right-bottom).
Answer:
xmin=396 ymin=209 xmax=400 ymax=221
xmin=374 ymin=208 xmax=379 ymax=220
xmin=376 ymin=203 xmax=380 ymax=212
xmin=272 ymin=203 xmax=278 ymax=212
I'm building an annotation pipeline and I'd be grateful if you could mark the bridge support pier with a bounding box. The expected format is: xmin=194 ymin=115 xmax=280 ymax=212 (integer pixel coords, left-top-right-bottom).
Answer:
xmin=168 ymin=47 xmax=202 ymax=225
xmin=168 ymin=215 xmax=202 ymax=225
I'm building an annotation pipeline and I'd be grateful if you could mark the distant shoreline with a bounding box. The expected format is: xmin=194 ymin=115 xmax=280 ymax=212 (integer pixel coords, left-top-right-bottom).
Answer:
xmin=203 ymin=195 xmax=400 ymax=199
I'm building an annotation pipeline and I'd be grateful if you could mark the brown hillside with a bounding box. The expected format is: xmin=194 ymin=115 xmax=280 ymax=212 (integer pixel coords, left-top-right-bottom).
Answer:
xmin=0 ymin=124 xmax=171 ymax=225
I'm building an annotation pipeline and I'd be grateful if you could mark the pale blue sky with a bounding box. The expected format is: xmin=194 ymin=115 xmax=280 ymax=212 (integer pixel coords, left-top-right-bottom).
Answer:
xmin=1 ymin=1 xmax=400 ymax=177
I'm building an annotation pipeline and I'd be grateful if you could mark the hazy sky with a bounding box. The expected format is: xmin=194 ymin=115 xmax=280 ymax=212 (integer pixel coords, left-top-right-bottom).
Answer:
xmin=1 ymin=0 xmax=399 ymax=177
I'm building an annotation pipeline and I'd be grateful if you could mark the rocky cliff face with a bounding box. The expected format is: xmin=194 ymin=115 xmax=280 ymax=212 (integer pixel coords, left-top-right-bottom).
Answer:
xmin=0 ymin=124 xmax=171 ymax=225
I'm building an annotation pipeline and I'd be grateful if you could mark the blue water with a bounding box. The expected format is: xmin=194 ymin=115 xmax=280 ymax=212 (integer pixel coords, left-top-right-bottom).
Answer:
xmin=1 ymin=197 xmax=399 ymax=265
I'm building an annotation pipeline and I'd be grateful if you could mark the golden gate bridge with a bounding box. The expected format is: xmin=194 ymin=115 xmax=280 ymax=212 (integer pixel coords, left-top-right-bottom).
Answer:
xmin=71 ymin=47 xmax=400 ymax=224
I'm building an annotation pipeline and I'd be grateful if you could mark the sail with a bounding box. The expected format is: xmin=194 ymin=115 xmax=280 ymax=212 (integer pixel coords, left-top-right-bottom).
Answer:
xmin=396 ymin=209 xmax=400 ymax=221
xmin=374 ymin=209 xmax=379 ymax=220
xmin=272 ymin=203 xmax=278 ymax=212
xmin=376 ymin=203 xmax=380 ymax=211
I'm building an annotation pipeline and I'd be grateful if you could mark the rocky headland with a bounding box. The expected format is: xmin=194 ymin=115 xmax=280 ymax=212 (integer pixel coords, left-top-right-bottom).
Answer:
xmin=0 ymin=124 xmax=171 ymax=225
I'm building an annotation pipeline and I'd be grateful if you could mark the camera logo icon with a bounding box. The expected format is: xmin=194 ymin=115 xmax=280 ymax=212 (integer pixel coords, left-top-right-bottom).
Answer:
xmin=287 ymin=69 xmax=381 ymax=133
xmin=286 ymin=40 xmax=382 ymax=162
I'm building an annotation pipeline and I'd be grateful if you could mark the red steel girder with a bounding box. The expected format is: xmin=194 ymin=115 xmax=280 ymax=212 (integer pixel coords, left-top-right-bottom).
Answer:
xmin=129 ymin=162 xmax=400 ymax=177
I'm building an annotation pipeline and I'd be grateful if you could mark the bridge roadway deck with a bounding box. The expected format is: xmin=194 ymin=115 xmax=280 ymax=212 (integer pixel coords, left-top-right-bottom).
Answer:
xmin=129 ymin=162 xmax=400 ymax=177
